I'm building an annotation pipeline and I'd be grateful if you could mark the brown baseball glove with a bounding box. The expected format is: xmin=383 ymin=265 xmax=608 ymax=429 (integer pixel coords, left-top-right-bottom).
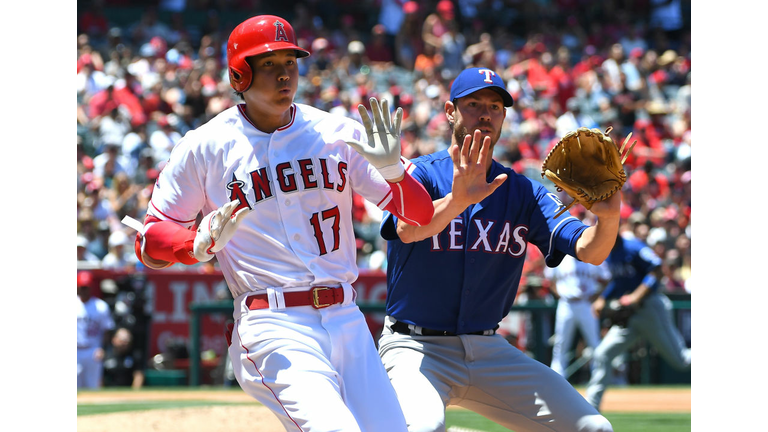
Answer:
xmin=541 ymin=127 xmax=636 ymax=218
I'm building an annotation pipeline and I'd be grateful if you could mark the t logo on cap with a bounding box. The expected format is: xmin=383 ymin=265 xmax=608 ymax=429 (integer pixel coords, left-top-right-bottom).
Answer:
xmin=450 ymin=67 xmax=514 ymax=107
xmin=478 ymin=68 xmax=496 ymax=83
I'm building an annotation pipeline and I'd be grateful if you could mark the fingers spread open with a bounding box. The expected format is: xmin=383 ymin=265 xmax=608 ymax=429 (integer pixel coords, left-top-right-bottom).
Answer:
xmin=467 ymin=129 xmax=482 ymax=165
xmin=370 ymin=97 xmax=385 ymax=134
xmin=381 ymin=98 xmax=392 ymax=132
xmin=477 ymin=135 xmax=492 ymax=168
xmin=450 ymin=142 xmax=461 ymax=167
xmin=460 ymin=133 xmax=472 ymax=166
xmin=393 ymin=107 xmax=403 ymax=135
xmin=357 ymin=104 xmax=373 ymax=137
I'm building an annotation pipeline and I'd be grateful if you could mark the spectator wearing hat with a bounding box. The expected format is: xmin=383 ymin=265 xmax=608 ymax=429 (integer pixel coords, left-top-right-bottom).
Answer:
xmin=78 ymin=208 xmax=108 ymax=260
xmin=77 ymin=57 xmax=112 ymax=99
xmin=77 ymin=270 xmax=116 ymax=389
xmin=343 ymin=40 xmax=369 ymax=77
xmin=148 ymin=115 xmax=181 ymax=163
xmin=92 ymin=140 xmax=131 ymax=190
xmin=308 ymin=37 xmax=332 ymax=71
xmin=131 ymin=146 xmax=157 ymax=185
xmin=121 ymin=122 xmax=149 ymax=166
xmin=101 ymin=229 xmax=138 ymax=271
xmin=620 ymin=47 xmax=645 ymax=93
xmin=78 ymin=235 xmax=101 ymax=265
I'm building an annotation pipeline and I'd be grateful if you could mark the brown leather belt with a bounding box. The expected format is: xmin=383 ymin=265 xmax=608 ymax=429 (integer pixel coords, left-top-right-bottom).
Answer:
xmin=245 ymin=286 xmax=344 ymax=310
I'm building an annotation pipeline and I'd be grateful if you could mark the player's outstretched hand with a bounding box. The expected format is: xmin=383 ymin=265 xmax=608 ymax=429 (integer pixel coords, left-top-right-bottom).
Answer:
xmin=347 ymin=97 xmax=405 ymax=181
xmin=449 ymin=129 xmax=507 ymax=208
xmin=193 ymin=200 xmax=251 ymax=262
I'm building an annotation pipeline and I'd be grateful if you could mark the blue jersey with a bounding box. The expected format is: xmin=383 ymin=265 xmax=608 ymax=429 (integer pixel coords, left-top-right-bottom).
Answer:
xmin=600 ymin=236 xmax=662 ymax=300
xmin=380 ymin=150 xmax=589 ymax=334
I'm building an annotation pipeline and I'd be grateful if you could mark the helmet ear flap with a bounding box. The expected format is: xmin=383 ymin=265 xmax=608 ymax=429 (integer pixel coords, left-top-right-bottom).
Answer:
xmin=228 ymin=63 xmax=251 ymax=93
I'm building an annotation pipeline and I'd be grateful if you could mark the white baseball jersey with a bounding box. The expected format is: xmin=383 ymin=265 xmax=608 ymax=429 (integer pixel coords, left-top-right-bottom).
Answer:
xmin=147 ymin=102 xmax=409 ymax=431
xmin=148 ymin=103 xmax=393 ymax=297
xmin=77 ymin=295 xmax=115 ymax=389
xmin=545 ymin=254 xmax=609 ymax=378
xmin=544 ymin=255 xmax=610 ymax=301
xmin=77 ymin=296 xmax=115 ymax=349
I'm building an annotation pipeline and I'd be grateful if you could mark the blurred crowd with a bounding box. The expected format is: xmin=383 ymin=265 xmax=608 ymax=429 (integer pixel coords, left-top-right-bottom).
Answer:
xmin=77 ymin=0 xmax=691 ymax=297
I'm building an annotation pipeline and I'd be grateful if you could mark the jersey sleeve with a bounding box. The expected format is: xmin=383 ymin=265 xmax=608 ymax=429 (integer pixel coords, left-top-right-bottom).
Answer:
xmin=146 ymin=134 xmax=207 ymax=226
xmin=637 ymin=244 xmax=663 ymax=292
xmin=527 ymin=185 xmax=589 ymax=268
xmin=135 ymin=134 xmax=208 ymax=268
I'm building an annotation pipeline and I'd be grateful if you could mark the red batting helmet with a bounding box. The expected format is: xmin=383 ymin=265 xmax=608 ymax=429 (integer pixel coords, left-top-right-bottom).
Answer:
xmin=227 ymin=15 xmax=310 ymax=93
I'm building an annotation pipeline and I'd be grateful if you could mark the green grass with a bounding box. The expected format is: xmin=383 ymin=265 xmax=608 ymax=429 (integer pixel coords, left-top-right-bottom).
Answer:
xmin=444 ymin=410 xmax=691 ymax=432
xmin=77 ymin=400 xmax=253 ymax=416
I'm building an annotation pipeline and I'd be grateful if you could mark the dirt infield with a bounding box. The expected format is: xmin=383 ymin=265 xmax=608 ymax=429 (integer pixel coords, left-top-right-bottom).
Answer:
xmin=77 ymin=387 xmax=690 ymax=432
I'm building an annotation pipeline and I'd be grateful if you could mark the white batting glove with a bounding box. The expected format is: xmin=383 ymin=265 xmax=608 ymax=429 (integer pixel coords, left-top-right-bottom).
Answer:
xmin=347 ymin=97 xmax=405 ymax=181
xmin=193 ymin=201 xmax=250 ymax=262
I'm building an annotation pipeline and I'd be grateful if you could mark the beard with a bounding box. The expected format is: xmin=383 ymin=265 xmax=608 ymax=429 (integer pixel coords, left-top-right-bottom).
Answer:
xmin=454 ymin=123 xmax=502 ymax=151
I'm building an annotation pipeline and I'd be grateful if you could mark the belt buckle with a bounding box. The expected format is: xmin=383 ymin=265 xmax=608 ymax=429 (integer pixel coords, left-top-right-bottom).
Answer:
xmin=312 ymin=287 xmax=333 ymax=309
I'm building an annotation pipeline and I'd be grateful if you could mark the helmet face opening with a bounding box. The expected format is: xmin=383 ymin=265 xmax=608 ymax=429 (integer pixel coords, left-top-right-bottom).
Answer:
xmin=227 ymin=15 xmax=310 ymax=93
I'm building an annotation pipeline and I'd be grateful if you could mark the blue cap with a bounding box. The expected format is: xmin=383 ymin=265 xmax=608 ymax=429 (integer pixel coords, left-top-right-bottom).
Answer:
xmin=449 ymin=67 xmax=514 ymax=107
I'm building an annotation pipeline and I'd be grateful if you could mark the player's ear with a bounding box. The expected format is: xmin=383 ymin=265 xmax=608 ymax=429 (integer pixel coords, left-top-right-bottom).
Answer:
xmin=445 ymin=100 xmax=455 ymax=125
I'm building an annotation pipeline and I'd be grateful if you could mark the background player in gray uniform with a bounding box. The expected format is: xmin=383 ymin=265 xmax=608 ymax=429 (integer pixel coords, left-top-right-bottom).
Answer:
xmin=378 ymin=67 xmax=617 ymax=432
xmin=585 ymin=233 xmax=692 ymax=411
xmin=125 ymin=15 xmax=434 ymax=431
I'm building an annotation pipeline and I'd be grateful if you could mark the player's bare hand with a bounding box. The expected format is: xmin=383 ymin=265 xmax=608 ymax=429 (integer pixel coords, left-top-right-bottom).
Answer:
xmin=588 ymin=190 xmax=622 ymax=220
xmin=347 ymin=97 xmax=405 ymax=181
xmin=449 ymin=129 xmax=507 ymax=208
xmin=193 ymin=200 xmax=251 ymax=262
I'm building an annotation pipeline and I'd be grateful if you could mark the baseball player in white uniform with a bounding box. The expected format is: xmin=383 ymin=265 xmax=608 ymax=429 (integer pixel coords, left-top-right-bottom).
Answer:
xmin=544 ymin=253 xmax=610 ymax=377
xmin=123 ymin=15 xmax=433 ymax=432
xmin=77 ymin=270 xmax=116 ymax=389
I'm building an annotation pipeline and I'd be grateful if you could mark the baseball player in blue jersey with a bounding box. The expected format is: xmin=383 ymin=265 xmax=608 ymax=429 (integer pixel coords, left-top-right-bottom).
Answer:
xmin=585 ymin=233 xmax=691 ymax=411
xmin=378 ymin=67 xmax=619 ymax=432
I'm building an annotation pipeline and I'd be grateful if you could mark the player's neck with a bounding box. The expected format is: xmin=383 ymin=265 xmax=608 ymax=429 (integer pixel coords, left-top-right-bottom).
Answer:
xmin=242 ymin=103 xmax=294 ymax=134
